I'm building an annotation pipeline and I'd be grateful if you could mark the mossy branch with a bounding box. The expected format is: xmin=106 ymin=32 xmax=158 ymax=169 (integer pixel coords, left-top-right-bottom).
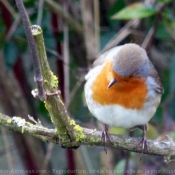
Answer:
xmin=1 ymin=113 xmax=175 ymax=162
xmin=31 ymin=25 xmax=85 ymax=145
xmin=16 ymin=0 xmax=84 ymax=147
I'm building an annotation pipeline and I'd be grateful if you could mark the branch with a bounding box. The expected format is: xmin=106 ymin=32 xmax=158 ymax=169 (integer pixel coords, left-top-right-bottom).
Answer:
xmin=80 ymin=0 xmax=97 ymax=61
xmin=14 ymin=0 xmax=82 ymax=146
xmin=0 ymin=113 xmax=175 ymax=161
xmin=31 ymin=25 xmax=80 ymax=144
xmin=15 ymin=0 xmax=46 ymax=101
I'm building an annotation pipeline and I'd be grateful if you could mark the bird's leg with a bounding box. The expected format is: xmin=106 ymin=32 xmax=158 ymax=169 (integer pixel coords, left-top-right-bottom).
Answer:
xmin=101 ymin=124 xmax=112 ymax=154
xmin=135 ymin=125 xmax=148 ymax=159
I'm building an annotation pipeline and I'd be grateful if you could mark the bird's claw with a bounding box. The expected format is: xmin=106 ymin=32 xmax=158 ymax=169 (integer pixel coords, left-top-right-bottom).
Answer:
xmin=101 ymin=124 xmax=112 ymax=154
xmin=135 ymin=125 xmax=148 ymax=160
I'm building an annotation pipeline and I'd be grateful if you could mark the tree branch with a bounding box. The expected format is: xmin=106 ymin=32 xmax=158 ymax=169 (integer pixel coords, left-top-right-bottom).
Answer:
xmin=15 ymin=0 xmax=46 ymax=100
xmin=31 ymin=25 xmax=81 ymax=145
xmin=0 ymin=113 xmax=175 ymax=161
xmin=15 ymin=0 xmax=83 ymax=146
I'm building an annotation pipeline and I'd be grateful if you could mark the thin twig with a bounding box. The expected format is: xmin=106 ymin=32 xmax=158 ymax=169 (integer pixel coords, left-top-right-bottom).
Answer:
xmin=37 ymin=0 xmax=44 ymax=26
xmin=80 ymin=146 xmax=94 ymax=173
xmin=1 ymin=0 xmax=18 ymax=19
xmin=44 ymin=0 xmax=83 ymax=33
xmin=80 ymin=0 xmax=96 ymax=61
xmin=6 ymin=15 xmax=20 ymax=41
xmin=99 ymin=19 xmax=139 ymax=55
xmin=42 ymin=143 xmax=55 ymax=169
xmin=141 ymin=3 xmax=166 ymax=51
xmin=63 ymin=3 xmax=70 ymax=108
xmin=67 ymin=76 xmax=85 ymax=110
xmin=94 ymin=0 xmax=100 ymax=52
xmin=15 ymin=0 xmax=46 ymax=100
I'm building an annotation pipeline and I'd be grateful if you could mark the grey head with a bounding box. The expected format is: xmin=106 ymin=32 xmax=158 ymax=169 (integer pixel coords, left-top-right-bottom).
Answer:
xmin=113 ymin=43 xmax=149 ymax=77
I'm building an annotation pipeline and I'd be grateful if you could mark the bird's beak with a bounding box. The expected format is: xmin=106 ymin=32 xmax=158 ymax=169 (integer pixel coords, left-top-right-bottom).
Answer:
xmin=107 ymin=78 xmax=117 ymax=89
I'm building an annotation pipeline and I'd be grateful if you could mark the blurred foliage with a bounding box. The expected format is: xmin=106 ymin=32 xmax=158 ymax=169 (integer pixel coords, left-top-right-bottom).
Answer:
xmin=1 ymin=0 xmax=175 ymax=174
xmin=112 ymin=3 xmax=158 ymax=20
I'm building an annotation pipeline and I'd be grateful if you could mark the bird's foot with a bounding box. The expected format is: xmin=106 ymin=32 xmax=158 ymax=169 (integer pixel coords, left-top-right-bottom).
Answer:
xmin=101 ymin=124 xmax=112 ymax=154
xmin=135 ymin=125 xmax=148 ymax=160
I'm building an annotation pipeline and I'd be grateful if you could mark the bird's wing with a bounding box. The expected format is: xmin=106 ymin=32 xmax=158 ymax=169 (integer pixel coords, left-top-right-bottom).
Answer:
xmin=148 ymin=60 xmax=164 ymax=94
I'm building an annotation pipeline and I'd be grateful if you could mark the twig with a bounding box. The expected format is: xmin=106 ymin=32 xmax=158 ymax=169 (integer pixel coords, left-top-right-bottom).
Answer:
xmin=42 ymin=143 xmax=55 ymax=169
xmin=15 ymin=0 xmax=82 ymax=146
xmin=141 ymin=3 xmax=166 ymax=51
xmin=0 ymin=113 xmax=175 ymax=159
xmin=67 ymin=76 xmax=85 ymax=110
xmin=1 ymin=0 xmax=18 ymax=19
xmin=44 ymin=0 xmax=83 ymax=33
xmin=80 ymin=146 xmax=94 ymax=173
xmin=80 ymin=0 xmax=96 ymax=61
xmin=6 ymin=15 xmax=20 ymax=41
xmin=31 ymin=25 xmax=82 ymax=144
xmin=37 ymin=0 xmax=44 ymax=26
xmin=15 ymin=0 xmax=46 ymax=100
xmin=99 ymin=0 xmax=158 ymax=55
xmin=99 ymin=19 xmax=139 ymax=55
xmin=94 ymin=0 xmax=100 ymax=52
xmin=63 ymin=3 xmax=70 ymax=107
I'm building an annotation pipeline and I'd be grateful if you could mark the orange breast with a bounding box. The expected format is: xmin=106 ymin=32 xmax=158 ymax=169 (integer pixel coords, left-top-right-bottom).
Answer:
xmin=92 ymin=61 xmax=147 ymax=109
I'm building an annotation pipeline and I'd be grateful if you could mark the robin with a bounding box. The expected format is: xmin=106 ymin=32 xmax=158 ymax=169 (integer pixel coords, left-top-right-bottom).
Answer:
xmin=84 ymin=43 xmax=163 ymax=154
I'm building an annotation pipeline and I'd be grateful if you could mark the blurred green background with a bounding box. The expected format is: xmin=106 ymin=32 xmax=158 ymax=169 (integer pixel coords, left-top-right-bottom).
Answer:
xmin=0 ymin=0 xmax=175 ymax=174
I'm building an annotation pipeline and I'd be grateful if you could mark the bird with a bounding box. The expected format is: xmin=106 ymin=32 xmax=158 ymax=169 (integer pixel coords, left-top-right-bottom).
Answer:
xmin=84 ymin=43 xmax=163 ymax=154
